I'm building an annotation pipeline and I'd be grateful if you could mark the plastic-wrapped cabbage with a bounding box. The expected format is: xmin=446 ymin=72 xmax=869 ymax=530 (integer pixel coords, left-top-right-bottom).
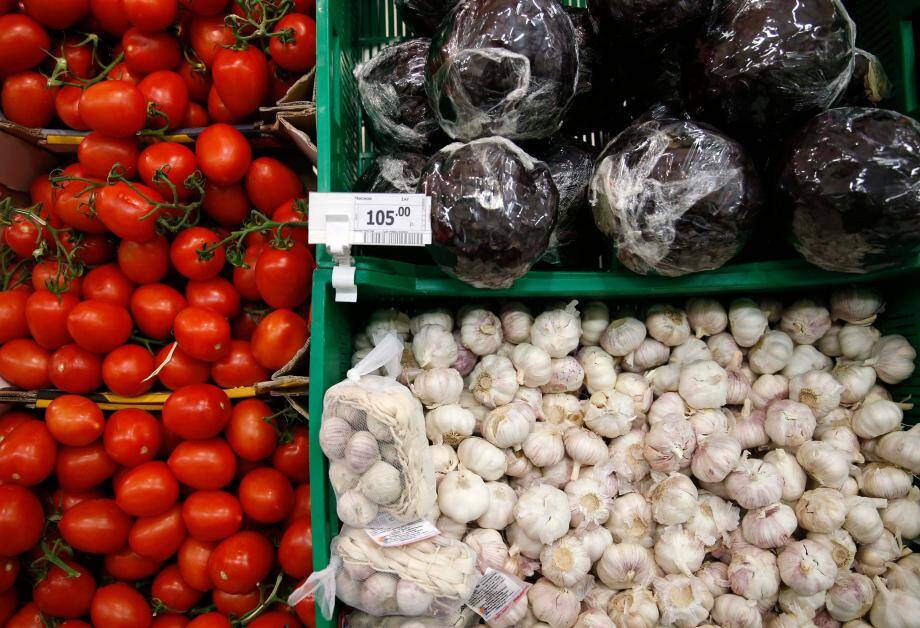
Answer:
xmin=395 ymin=0 xmax=459 ymax=35
xmin=835 ymin=49 xmax=891 ymax=107
xmin=355 ymin=153 xmax=430 ymax=194
xmin=356 ymin=39 xmax=442 ymax=152
xmin=589 ymin=114 xmax=763 ymax=277
xmin=426 ymin=0 xmax=579 ymax=141
xmin=419 ymin=137 xmax=558 ymax=288
xmin=779 ymin=107 xmax=920 ymax=274
xmin=588 ymin=0 xmax=711 ymax=49
xmin=687 ymin=0 xmax=856 ymax=147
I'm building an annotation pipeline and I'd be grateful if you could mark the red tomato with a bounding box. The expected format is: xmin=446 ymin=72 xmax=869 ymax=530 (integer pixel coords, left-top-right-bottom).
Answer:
xmin=66 ymin=299 xmax=133 ymax=354
xmin=179 ymin=60 xmax=211 ymax=103
xmin=3 ymin=211 xmax=46 ymax=259
xmin=0 ymin=291 xmax=29 ymax=344
xmin=60 ymin=621 xmax=93 ymax=628
xmin=104 ymin=547 xmax=162 ymax=580
xmin=60 ymin=499 xmax=133 ymax=554
xmin=0 ymin=420 xmax=56 ymax=485
xmin=170 ymin=227 xmax=225 ymax=280
xmin=186 ymin=277 xmax=241 ymax=319
xmin=91 ymin=583 xmax=152 ymax=628
xmin=138 ymin=142 xmax=199 ymax=201
xmin=119 ymin=235 xmax=171 ymax=284
xmin=0 ymin=485 xmax=44 ymax=556
xmin=238 ymin=467 xmax=294 ymax=524
xmin=279 ymin=517 xmax=313 ymax=579
xmin=123 ymin=27 xmax=182 ymax=75
xmin=156 ymin=343 xmax=211 ymax=389
xmin=140 ymin=70 xmax=190 ymax=131
xmin=255 ymin=245 xmax=314 ymax=310
xmin=196 ymin=124 xmax=252 ymax=185
xmin=30 ymin=263 xmax=78 ymax=298
xmin=56 ymin=86 xmax=90 ymax=130
xmin=83 ymin=263 xmax=137 ymax=306
xmin=203 ymin=181 xmax=251 ymax=226
xmin=109 ymin=61 xmax=144 ymax=84
xmin=212 ymin=588 xmax=260 ymax=616
xmin=116 ymin=461 xmax=179 ymax=517
xmin=174 ymin=306 xmax=232 ymax=362
xmin=104 ymin=408 xmax=162 ymax=467
xmin=56 ymin=441 xmax=119 ymax=492
xmin=224 ymin=399 xmax=276 ymax=462
xmin=0 ymin=15 xmax=50 ymax=74
xmin=82 ymin=233 xmax=118 ymax=265
xmin=268 ymin=61 xmax=298 ymax=103
xmin=130 ymin=284 xmax=185 ymax=340
xmin=294 ymin=595 xmax=316 ymax=628
xmin=78 ymin=132 xmax=140 ymax=179
xmin=251 ymin=309 xmax=309 ymax=370
xmin=124 ymin=0 xmax=177 ymax=30
xmin=211 ymin=340 xmax=269 ymax=388
xmin=208 ymin=531 xmax=274 ymax=594
xmin=25 ymin=290 xmax=77 ymax=350
xmin=182 ymin=490 xmax=242 ymax=542
xmin=129 ymin=503 xmax=186 ymax=561
xmin=244 ymin=157 xmax=303 ymax=214
xmin=211 ymin=46 xmax=268 ymax=118
xmin=248 ymin=612 xmax=302 ymax=628
xmin=103 ymin=344 xmax=156 ymax=396
xmin=272 ymin=426 xmax=309 ymax=484
xmin=90 ymin=0 xmax=132 ymax=35
xmin=45 ymin=394 xmax=105 ymax=446
xmin=153 ymin=616 xmax=191 ymax=628
xmin=270 ymin=14 xmax=316 ymax=73
xmin=162 ymin=383 xmax=231 ymax=439
xmin=189 ymin=15 xmax=234 ymax=66
xmin=271 ymin=198 xmax=309 ymax=245
xmin=168 ymin=438 xmax=236 ymax=490
xmin=23 ymin=0 xmax=89 ymax=29
xmin=185 ymin=101 xmax=210 ymax=127
xmin=79 ymin=80 xmax=147 ymax=137
xmin=232 ymin=244 xmax=265 ymax=301
xmin=0 ymin=557 xmax=19 ymax=593
xmin=0 ymin=338 xmax=51 ymax=389
xmin=177 ymin=537 xmax=215 ymax=591
xmin=0 ymin=411 xmax=32 ymax=438
xmin=180 ymin=0 xmax=226 ymax=15
xmin=289 ymin=484 xmax=310 ymax=523
xmin=55 ymin=177 xmax=106 ymax=233
xmin=7 ymin=601 xmax=41 ymax=628
xmin=34 ymin=559 xmax=96 ymax=618
xmin=0 ymin=589 xmax=15 ymax=626
xmin=55 ymin=35 xmax=98 ymax=81
xmin=95 ymin=181 xmax=165 ymax=242
xmin=207 ymin=85 xmax=239 ymax=123
xmin=153 ymin=564 xmax=204 ymax=612
xmin=188 ymin=613 xmax=231 ymax=628
xmin=1 ymin=72 xmax=55 ymax=128
xmin=50 ymin=487 xmax=106 ymax=513
xmin=49 ymin=344 xmax=104 ymax=393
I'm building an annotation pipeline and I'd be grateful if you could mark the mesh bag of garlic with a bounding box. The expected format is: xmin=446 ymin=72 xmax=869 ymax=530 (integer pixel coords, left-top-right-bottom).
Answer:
xmin=321 ymin=374 xmax=437 ymax=527
xmin=337 ymin=290 xmax=920 ymax=627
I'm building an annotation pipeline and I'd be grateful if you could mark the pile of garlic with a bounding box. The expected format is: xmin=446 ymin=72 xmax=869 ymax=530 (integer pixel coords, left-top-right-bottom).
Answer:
xmin=347 ymin=287 xmax=920 ymax=628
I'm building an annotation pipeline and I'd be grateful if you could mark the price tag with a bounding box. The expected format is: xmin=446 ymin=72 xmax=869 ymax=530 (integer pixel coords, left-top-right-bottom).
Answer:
xmin=466 ymin=569 xmax=530 ymax=622
xmin=309 ymin=192 xmax=432 ymax=248
xmin=364 ymin=514 xmax=440 ymax=547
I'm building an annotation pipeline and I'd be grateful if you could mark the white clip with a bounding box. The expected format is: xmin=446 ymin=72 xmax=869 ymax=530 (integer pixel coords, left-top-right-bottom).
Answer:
xmin=332 ymin=265 xmax=357 ymax=303
xmin=326 ymin=216 xmax=357 ymax=302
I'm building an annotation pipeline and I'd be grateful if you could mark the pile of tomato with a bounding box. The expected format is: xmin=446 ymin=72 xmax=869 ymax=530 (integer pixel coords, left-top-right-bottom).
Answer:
xmin=0 ymin=1 xmax=319 ymax=626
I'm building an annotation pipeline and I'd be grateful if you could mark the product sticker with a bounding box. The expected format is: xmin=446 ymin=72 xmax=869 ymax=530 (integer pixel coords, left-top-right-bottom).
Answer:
xmin=308 ymin=192 xmax=432 ymax=248
xmin=466 ymin=568 xmax=530 ymax=622
xmin=364 ymin=514 xmax=440 ymax=547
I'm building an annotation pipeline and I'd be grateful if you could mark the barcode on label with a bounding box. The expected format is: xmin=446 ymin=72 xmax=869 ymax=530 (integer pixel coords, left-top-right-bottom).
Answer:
xmin=360 ymin=231 xmax=425 ymax=246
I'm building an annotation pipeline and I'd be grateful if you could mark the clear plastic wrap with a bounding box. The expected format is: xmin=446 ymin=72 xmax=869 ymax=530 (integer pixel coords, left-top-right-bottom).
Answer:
xmin=291 ymin=526 xmax=481 ymax=620
xmin=347 ymin=608 xmax=481 ymax=628
xmin=356 ymin=39 xmax=442 ymax=152
xmin=588 ymin=0 xmax=711 ymax=49
xmin=419 ymin=137 xmax=559 ymax=288
xmin=687 ymin=0 xmax=856 ymax=147
xmin=589 ymin=113 xmax=763 ymax=277
xmin=395 ymin=0 xmax=460 ymax=35
xmin=778 ymin=107 xmax=920 ymax=274
xmin=426 ymin=0 xmax=579 ymax=141
xmin=835 ymin=49 xmax=891 ymax=108
xmin=354 ymin=153 xmax=430 ymax=194
xmin=321 ymin=373 xmax=436 ymax=527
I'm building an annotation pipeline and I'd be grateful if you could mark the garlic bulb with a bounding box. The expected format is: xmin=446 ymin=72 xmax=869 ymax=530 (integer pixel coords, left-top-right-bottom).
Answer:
xmin=576 ymin=346 xmax=617 ymax=394
xmin=644 ymin=304 xmax=690 ymax=347
xmin=573 ymin=608 xmax=615 ymax=628
xmin=777 ymin=588 xmax=825 ymax=619
xmin=881 ymin=487 xmax=920 ymax=539
xmin=469 ymin=355 xmax=519 ymax=409
xmin=542 ymin=393 xmax=585 ymax=425
xmin=480 ymin=402 xmax=535 ymax=449
xmin=778 ymin=540 xmax=837 ymax=595
xmin=578 ymin=526 xmax=613 ymax=564
xmin=647 ymin=363 xmax=682 ymax=396
xmin=868 ymin=335 xmax=916 ymax=384
xmin=564 ymin=426 xmax=608 ymax=480
xmin=789 ymin=370 xmax=844 ymax=418
xmin=507 ymin=522 xmax=543 ymax=560
xmin=838 ymin=324 xmax=881 ymax=361
xmin=514 ymin=484 xmax=571 ymax=545
xmin=830 ymin=287 xmax=884 ymax=325
xmin=807 ymin=529 xmax=857 ymax=571
xmin=654 ymin=525 xmax=705 ymax=575
xmin=412 ymin=325 xmax=458 ymax=369
xmin=796 ymin=488 xmax=847 ymax=533
xmin=750 ymin=374 xmax=789 ymax=410
xmin=709 ymin=332 xmax=743 ymax=367
xmin=513 ymin=386 xmax=543 ymax=417
xmin=742 ymin=503 xmax=797 ymax=548
xmin=726 ymin=361 xmax=752 ymax=406
xmin=731 ymin=403 xmax=770 ymax=449
xmin=796 ymin=441 xmax=850 ymax=489
xmin=426 ymin=404 xmax=475 ymax=446
xmin=437 ymin=467 xmax=489 ymax=523
xmin=622 ymin=338 xmax=670 ymax=373
xmin=320 ymin=416 xmax=354 ymax=460
xmin=779 ymin=300 xmax=831 ymax=345
xmin=500 ymin=302 xmax=533 ymax=345
xmin=765 ymin=400 xmax=816 ymax=448
xmin=543 ymin=356 xmax=586 ymax=393
xmin=820 ymin=426 xmax=863 ymax=464
xmin=457 ymin=437 xmax=506 ymax=481
xmin=436 ymin=516 xmax=467 ymax=540
xmin=540 ymin=534 xmax=591 ymax=587
xmin=329 ymin=460 xmax=360 ymax=495
xmin=688 ymin=407 xmax=732 ymax=440
xmin=883 ymin=556 xmax=920 ymax=595
xmin=608 ymin=430 xmax=650 ymax=485
xmin=600 ymin=317 xmax=646 ymax=357
xmin=783 ymin=345 xmax=833 ymax=379
xmin=615 ymin=372 xmax=653 ymax=413
xmin=817 ymin=325 xmax=844 ymax=361
xmin=412 ymin=367 xmax=464 ymax=408
xmin=344 ymin=431 xmax=381 ymax=474
xmin=409 ymin=309 xmax=452 ymax=335
xmin=522 ymin=422 xmax=565 ymax=468
xmin=653 ymin=574 xmax=714 ymax=627
xmin=607 ymin=587 xmax=659 ymax=628
xmin=875 ymin=426 xmax=920 ymax=474
xmin=686 ymin=494 xmax=740 ymax=548
xmin=359 ymin=572 xmax=398 ymax=615
xmin=583 ymin=391 xmax=634 ymax=439
xmin=473 ymin=481 xmax=515 ymax=531
xmin=643 ymin=419 xmax=696 ymax=473
xmin=337 ymin=489 xmax=379 ymax=527
xmin=430 ymin=443 xmax=459 ymax=478
xmin=650 ymin=392 xmax=689 ymax=424
xmin=832 ymin=361 xmax=877 ymax=404
xmin=358 ymin=460 xmax=403 ymax=506
xmin=648 ymin=473 xmax=698 ymax=525
xmin=463 ymin=528 xmax=509 ymax=573
xmin=813 ymin=406 xmax=853 ymax=439
xmin=725 ymin=456 xmax=784 ymax=510
xmin=505 ymin=448 xmax=534 ymax=478
xmin=451 ymin=332 xmax=477 ymax=376
xmin=870 ymin=575 xmax=920 ymax=628
xmin=511 ymin=343 xmax=553 ymax=388
xmin=566 ymin=477 xmax=611 ymax=528
xmin=852 ymin=400 xmax=903 ymax=439
xmin=687 ymin=298 xmax=728 ymax=338
xmin=531 ymin=301 xmax=582 ymax=359
xmin=691 ymin=434 xmax=742 ymax=483
xmin=824 ymin=572 xmax=875 ymax=622
xmin=597 ymin=542 xmax=655 ymax=589
xmin=749 ymin=331 xmax=795 ymax=375
xmin=679 ymin=360 xmax=728 ymax=409
xmin=730 ymin=299 xmax=769 ymax=347
xmin=529 ymin=577 xmax=583 ymax=628
xmin=580 ymin=302 xmax=610 ymax=348
xmin=856 ymin=463 xmax=912 ymax=499
xmin=711 ymin=594 xmax=762 ymax=628
xmin=855 ymin=530 xmax=903 ymax=577
xmin=728 ymin=547 xmax=781 ymax=600
xmin=606 ymin=493 xmax=655 ymax=547
xmin=460 ymin=308 xmax=503 ymax=356
xmin=697 ymin=561 xmax=731 ymax=597
xmin=763 ymin=448 xmax=807 ymax=502
xmin=366 ymin=308 xmax=410 ymax=340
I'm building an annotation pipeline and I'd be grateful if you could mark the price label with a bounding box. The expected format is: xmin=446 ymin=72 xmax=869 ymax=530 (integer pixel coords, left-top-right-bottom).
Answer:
xmin=364 ymin=515 xmax=440 ymax=547
xmin=309 ymin=192 xmax=432 ymax=248
xmin=466 ymin=569 xmax=530 ymax=622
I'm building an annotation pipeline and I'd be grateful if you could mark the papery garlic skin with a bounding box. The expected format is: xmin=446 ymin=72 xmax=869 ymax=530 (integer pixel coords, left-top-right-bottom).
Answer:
xmin=507 ymin=522 xmax=543 ymax=559
xmin=600 ymin=317 xmax=646 ymax=357
xmin=622 ymin=338 xmax=671 ymax=373
xmin=583 ymin=390 xmax=634 ymax=439
xmin=687 ymin=298 xmax=728 ymax=338
xmin=597 ymin=542 xmax=655 ymax=589
xmin=709 ymin=332 xmax=743 ymax=367
xmin=688 ymin=407 xmax=733 ymax=441
xmin=451 ymin=331 xmax=478 ymax=376
xmin=469 ymin=355 xmax=519 ymax=409
xmin=344 ymin=430 xmax=381 ymax=474
xmin=564 ymin=426 xmax=608 ymax=480
xmin=542 ymin=393 xmax=585 ymax=425
xmin=320 ymin=416 xmax=354 ymax=460
xmin=807 ymin=529 xmax=857 ymax=572
xmin=580 ymin=302 xmax=610 ymax=347
xmin=643 ymin=419 xmax=696 ymax=473
xmin=541 ymin=533 xmax=592 ymax=587
xmin=750 ymin=374 xmax=789 ymax=410
xmin=725 ymin=456 xmax=784 ymax=510
xmin=789 ymin=370 xmax=844 ymax=418
xmin=522 ymin=422 xmax=565 ymax=468
xmin=825 ymin=571 xmax=875 ymax=622
xmin=653 ymin=573 xmax=714 ymax=628
xmin=777 ymin=539 xmax=838 ymax=595
xmin=460 ymin=308 xmax=503 ymax=356
xmin=869 ymin=334 xmax=917 ymax=385
xmin=697 ymin=561 xmax=731 ymax=597
xmin=670 ymin=337 xmax=712 ymax=367
xmin=511 ymin=343 xmax=553 ymax=388
xmin=474 ymin=481 xmax=516 ymax=531
xmin=542 ymin=356 xmax=586 ymax=394
xmin=691 ymin=434 xmax=742 ymax=483
xmin=780 ymin=300 xmax=832 ymax=346
xmin=366 ymin=308 xmax=410 ymax=340
xmin=857 ymin=463 xmax=913 ymax=499
xmin=711 ymin=593 xmax=763 ymax=628
xmin=437 ymin=467 xmax=489 ymax=523
xmin=531 ymin=301 xmax=582 ymax=359
xmin=608 ymin=430 xmax=650 ymax=485
xmin=871 ymin=575 xmax=920 ymax=628
xmin=749 ymin=331 xmax=795 ymax=375
xmin=796 ymin=488 xmax=847 ymax=533
xmin=765 ymin=400 xmax=816 ymax=448
xmin=457 ymin=437 xmax=507 ymax=481
xmin=679 ymin=360 xmax=728 ymax=410
xmin=783 ymin=345 xmax=833 ymax=379
xmin=337 ymin=488 xmax=379 ymax=527
xmin=578 ymin=525 xmax=613 ymax=564
xmin=606 ymin=493 xmax=655 ymax=548
xmin=650 ymin=392 xmax=689 ymax=424
xmin=880 ymin=487 xmax=920 ymax=540
xmin=839 ymin=324 xmax=881 ymax=361
xmin=577 ymin=346 xmax=617 ymax=394
xmin=412 ymin=324 xmax=458 ymax=369
xmin=654 ymin=525 xmax=705 ymax=576
xmin=832 ymin=361 xmax=877 ymax=405
xmin=820 ymin=425 xmax=864 ymax=464
xmin=429 ymin=443 xmax=459 ymax=478
xmin=730 ymin=299 xmax=769 ymax=348
xmin=607 ymin=587 xmax=659 ymax=628
xmin=425 ymin=404 xmax=475 ymax=446
xmin=830 ymin=287 xmax=884 ymax=325
xmin=741 ymin=503 xmax=797 ymax=548
xmin=500 ymin=302 xmax=533 ymax=344
xmin=514 ymin=484 xmax=571 ymax=545
xmin=728 ymin=546 xmax=781 ymax=601
xmin=409 ymin=309 xmax=452 ymax=335
xmin=648 ymin=473 xmax=698 ymax=525
xmin=616 ymin=372 xmax=653 ymax=413
xmin=480 ymin=401 xmax=535 ymax=449
xmin=852 ymin=400 xmax=903 ymax=439
xmin=687 ymin=494 xmax=740 ymax=548
xmin=645 ymin=304 xmax=691 ymax=348
xmin=855 ymin=530 xmax=903 ymax=577
xmin=796 ymin=441 xmax=850 ymax=489
xmin=763 ymin=448 xmax=807 ymax=502
xmin=529 ymin=577 xmax=583 ymax=628
xmin=731 ymin=404 xmax=770 ymax=450
xmin=875 ymin=427 xmax=920 ymax=474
